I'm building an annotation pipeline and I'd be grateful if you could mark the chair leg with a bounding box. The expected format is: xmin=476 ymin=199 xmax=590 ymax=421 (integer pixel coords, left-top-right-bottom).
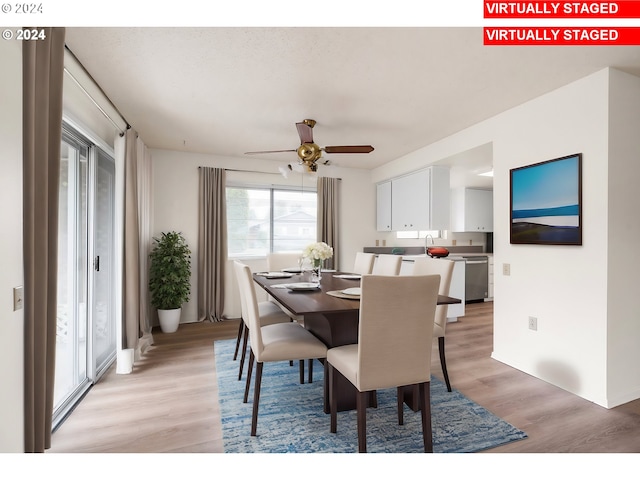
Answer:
xmin=370 ymin=391 xmax=378 ymax=409
xmin=329 ymin=363 xmax=337 ymax=433
xmin=439 ymin=336 xmax=452 ymax=392
xmin=324 ymin=361 xmax=330 ymax=414
xmin=233 ymin=320 xmax=244 ymax=360
xmin=251 ymin=362 xmax=263 ymax=436
xmin=397 ymin=386 xmax=404 ymax=425
xmin=238 ymin=327 xmax=249 ymax=381
xmin=357 ymin=390 xmax=368 ymax=453
xmin=299 ymin=360 xmax=304 ymax=384
xmin=419 ymin=381 xmax=433 ymax=453
xmin=244 ymin=350 xmax=254 ymax=403
xmin=289 ymin=318 xmax=295 ymax=367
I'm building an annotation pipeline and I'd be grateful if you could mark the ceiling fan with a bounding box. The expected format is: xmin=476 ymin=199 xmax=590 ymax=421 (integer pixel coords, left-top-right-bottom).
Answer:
xmin=244 ymin=119 xmax=374 ymax=172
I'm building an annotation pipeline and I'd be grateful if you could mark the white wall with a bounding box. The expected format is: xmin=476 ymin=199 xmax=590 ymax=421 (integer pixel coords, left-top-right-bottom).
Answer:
xmin=373 ymin=68 xmax=639 ymax=408
xmin=493 ymin=70 xmax=610 ymax=406
xmin=606 ymin=69 xmax=640 ymax=406
xmin=150 ymin=149 xmax=376 ymax=323
xmin=0 ymin=39 xmax=24 ymax=452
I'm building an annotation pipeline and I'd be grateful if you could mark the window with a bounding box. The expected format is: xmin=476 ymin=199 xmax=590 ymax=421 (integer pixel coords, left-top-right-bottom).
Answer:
xmin=396 ymin=230 xmax=442 ymax=239
xmin=226 ymin=186 xmax=317 ymax=257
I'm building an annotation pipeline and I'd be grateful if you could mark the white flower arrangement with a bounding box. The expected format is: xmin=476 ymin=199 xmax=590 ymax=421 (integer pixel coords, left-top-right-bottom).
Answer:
xmin=303 ymin=242 xmax=334 ymax=265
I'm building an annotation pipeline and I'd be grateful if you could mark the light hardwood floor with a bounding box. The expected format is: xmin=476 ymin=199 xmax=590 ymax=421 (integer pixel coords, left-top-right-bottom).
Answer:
xmin=48 ymin=302 xmax=640 ymax=453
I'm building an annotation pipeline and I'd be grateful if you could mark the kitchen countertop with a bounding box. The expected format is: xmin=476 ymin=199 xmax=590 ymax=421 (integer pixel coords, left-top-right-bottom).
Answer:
xmin=364 ymin=246 xmax=492 ymax=258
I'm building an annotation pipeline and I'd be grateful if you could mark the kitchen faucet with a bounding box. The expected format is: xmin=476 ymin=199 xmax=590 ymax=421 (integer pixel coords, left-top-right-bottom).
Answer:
xmin=424 ymin=234 xmax=434 ymax=255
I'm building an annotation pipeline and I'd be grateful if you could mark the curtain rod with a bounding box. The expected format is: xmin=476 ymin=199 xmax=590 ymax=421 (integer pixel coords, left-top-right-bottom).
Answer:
xmin=198 ymin=166 xmax=342 ymax=180
xmin=197 ymin=166 xmax=280 ymax=175
xmin=198 ymin=166 xmax=341 ymax=180
xmin=64 ymin=45 xmax=131 ymax=134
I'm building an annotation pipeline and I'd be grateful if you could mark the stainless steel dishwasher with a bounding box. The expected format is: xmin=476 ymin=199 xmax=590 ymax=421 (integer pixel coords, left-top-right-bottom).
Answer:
xmin=462 ymin=255 xmax=489 ymax=303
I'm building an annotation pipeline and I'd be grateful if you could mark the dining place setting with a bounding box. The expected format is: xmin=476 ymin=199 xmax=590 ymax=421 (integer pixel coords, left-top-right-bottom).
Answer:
xmin=255 ymin=243 xmax=363 ymax=298
xmin=256 ymin=271 xmax=362 ymax=297
xmin=252 ymin=266 xmax=367 ymax=317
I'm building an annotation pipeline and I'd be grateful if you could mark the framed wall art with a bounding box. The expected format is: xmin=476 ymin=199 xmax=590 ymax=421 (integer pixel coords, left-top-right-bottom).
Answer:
xmin=510 ymin=153 xmax=582 ymax=245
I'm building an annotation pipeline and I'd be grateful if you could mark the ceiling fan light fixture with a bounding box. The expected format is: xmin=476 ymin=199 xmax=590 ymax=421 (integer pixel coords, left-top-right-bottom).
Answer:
xmin=301 ymin=160 xmax=317 ymax=173
xmin=278 ymin=164 xmax=291 ymax=178
xmin=290 ymin=162 xmax=305 ymax=173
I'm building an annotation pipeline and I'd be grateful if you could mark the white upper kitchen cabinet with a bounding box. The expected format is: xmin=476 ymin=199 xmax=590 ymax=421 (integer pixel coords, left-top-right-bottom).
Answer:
xmin=450 ymin=187 xmax=493 ymax=232
xmin=376 ymin=180 xmax=392 ymax=231
xmin=377 ymin=166 xmax=449 ymax=232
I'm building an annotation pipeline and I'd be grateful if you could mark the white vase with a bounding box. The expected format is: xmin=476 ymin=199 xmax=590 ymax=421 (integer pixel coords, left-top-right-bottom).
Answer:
xmin=158 ymin=308 xmax=181 ymax=333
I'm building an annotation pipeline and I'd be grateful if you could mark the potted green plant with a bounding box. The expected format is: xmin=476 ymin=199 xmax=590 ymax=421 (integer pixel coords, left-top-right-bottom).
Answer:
xmin=148 ymin=231 xmax=192 ymax=333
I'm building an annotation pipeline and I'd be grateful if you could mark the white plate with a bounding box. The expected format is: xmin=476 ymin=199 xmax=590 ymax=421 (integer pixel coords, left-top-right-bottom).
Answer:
xmin=281 ymin=267 xmax=302 ymax=273
xmin=286 ymin=282 xmax=321 ymax=291
xmin=334 ymin=274 xmax=361 ymax=280
xmin=258 ymin=272 xmax=293 ymax=279
xmin=342 ymin=287 xmax=361 ymax=296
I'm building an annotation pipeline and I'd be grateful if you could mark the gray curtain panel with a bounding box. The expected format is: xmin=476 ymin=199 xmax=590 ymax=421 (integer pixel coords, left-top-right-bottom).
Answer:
xmin=22 ymin=27 xmax=66 ymax=453
xmin=317 ymin=177 xmax=340 ymax=270
xmin=122 ymin=130 xmax=153 ymax=355
xmin=123 ymin=128 xmax=142 ymax=348
xmin=198 ymin=167 xmax=227 ymax=322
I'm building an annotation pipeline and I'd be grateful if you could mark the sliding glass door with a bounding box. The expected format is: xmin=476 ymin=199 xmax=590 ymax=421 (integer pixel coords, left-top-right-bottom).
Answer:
xmin=54 ymin=133 xmax=90 ymax=421
xmin=93 ymin=150 xmax=116 ymax=376
xmin=53 ymin=124 xmax=116 ymax=428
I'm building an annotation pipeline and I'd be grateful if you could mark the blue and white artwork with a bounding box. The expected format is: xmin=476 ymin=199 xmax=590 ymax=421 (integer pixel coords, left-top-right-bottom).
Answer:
xmin=510 ymin=153 xmax=582 ymax=245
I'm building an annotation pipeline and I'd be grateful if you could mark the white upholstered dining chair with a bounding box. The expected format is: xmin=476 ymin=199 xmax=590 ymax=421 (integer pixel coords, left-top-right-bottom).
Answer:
xmin=266 ymin=251 xmax=302 ymax=272
xmin=371 ymin=254 xmax=402 ymax=275
xmin=352 ymin=252 xmax=375 ymax=275
xmin=232 ymin=262 xmax=296 ymax=382
xmin=327 ymin=274 xmax=440 ymax=452
xmin=233 ymin=261 xmax=328 ymax=436
xmin=266 ymin=251 xmax=304 ymax=322
xmin=412 ymin=256 xmax=455 ymax=392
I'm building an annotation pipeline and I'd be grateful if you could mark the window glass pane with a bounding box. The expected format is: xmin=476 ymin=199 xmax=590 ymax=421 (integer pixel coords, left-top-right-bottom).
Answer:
xmin=226 ymin=187 xmax=271 ymax=256
xmin=273 ymin=189 xmax=317 ymax=252
xmin=94 ymin=149 xmax=116 ymax=371
xmin=55 ymin=137 xmax=89 ymax=411
xmin=396 ymin=230 xmax=441 ymax=239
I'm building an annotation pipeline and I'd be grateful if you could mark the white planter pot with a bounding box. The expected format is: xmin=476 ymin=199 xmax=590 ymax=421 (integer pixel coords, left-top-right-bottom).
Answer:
xmin=158 ymin=308 xmax=181 ymax=333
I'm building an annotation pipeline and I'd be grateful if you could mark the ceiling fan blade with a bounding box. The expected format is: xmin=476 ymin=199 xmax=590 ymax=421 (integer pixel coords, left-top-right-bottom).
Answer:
xmin=296 ymin=122 xmax=314 ymax=144
xmin=323 ymin=145 xmax=375 ymax=154
xmin=244 ymin=149 xmax=296 ymax=155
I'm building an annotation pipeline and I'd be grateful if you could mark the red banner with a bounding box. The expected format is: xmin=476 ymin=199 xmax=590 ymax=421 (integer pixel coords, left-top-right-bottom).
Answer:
xmin=484 ymin=26 xmax=640 ymax=44
xmin=484 ymin=1 xmax=640 ymax=18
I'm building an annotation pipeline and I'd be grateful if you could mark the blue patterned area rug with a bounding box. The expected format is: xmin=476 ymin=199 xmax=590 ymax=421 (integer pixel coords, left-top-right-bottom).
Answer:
xmin=214 ymin=339 xmax=527 ymax=453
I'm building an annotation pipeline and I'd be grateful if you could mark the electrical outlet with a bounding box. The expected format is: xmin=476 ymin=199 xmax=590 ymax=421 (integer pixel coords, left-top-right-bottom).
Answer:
xmin=503 ymin=263 xmax=511 ymax=276
xmin=13 ymin=286 xmax=23 ymax=311
xmin=528 ymin=316 xmax=537 ymax=331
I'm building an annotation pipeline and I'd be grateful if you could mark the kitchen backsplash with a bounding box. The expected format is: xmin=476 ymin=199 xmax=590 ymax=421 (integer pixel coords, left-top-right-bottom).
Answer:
xmin=368 ymin=231 xmax=489 ymax=253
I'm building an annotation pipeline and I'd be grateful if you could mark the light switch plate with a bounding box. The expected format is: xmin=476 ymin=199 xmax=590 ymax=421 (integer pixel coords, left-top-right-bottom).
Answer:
xmin=13 ymin=286 xmax=23 ymax=311
xmin=503 ymin=263 xmax=511 ymax=276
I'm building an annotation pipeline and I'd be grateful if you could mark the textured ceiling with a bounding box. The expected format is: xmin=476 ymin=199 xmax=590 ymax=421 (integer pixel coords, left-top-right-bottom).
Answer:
xmin=65 ymin=27 xmax=640 ymax=179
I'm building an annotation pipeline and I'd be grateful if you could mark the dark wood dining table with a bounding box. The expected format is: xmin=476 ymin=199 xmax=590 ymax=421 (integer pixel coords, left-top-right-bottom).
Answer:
xmin=253 ymin=270 xmax=461 ymax=413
